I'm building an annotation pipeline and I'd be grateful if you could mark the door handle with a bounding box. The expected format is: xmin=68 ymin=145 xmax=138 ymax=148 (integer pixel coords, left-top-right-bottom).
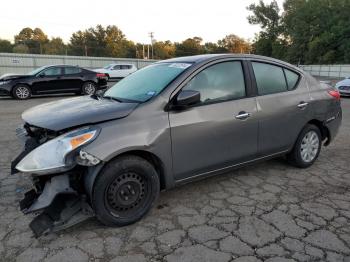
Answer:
xmin=235 ymin=111 xmax=251 ymax=120
xmin=297 ymin=102 xmax=308 ymax=109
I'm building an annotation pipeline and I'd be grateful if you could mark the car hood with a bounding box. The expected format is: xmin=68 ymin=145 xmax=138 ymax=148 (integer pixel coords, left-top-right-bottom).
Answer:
xmin=22 ymin=95 xmax=139 ymax=131
xmin=0 ymin=73 xmax=29 ymax=81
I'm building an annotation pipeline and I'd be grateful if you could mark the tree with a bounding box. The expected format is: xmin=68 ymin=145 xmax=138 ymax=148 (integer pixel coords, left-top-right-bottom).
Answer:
xmin=282 ymin=0 xmax=350 ymax=64
xmin=13 ymin=44 xmax=29 ymax=54
xmin=175 ymin=37 xmax=205 ymax=57
xmin=153 ymin=41 xmax=176 ymax=59
xmin=44 ymin=37 xmax=67 ymax=55
xmin=14 ymin=27 xmax=48 ymax=54
xmin=0 ymin=39 xmax=13 ymax=53
xmin=247 ymin=0 xmax=282 ymax=58
xmin=218 ymin=34 xmax=251 ymax=53
xmin=203 ymin=42 xmax=227 ymax=54
xmin=69 ymin=30 xmax=86 ymax=56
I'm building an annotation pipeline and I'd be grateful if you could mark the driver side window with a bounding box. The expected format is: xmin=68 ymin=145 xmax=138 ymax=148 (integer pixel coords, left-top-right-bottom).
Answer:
xmin=182 ymin=61 xmax=246 ymax=104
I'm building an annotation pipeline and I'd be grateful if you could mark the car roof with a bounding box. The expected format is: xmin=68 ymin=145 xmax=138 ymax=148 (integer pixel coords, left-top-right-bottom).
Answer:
xmin=159 ymin=54 xmax=301 ymax=72
xmin=42 ymin=65 xmax=80 ymax=68
xmin=108 ymin=63 xmax=135 ymax=66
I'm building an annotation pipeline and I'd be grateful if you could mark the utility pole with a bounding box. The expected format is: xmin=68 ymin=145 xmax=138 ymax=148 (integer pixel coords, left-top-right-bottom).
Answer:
xmin=149 ymin=32 xmax=154 ymax=59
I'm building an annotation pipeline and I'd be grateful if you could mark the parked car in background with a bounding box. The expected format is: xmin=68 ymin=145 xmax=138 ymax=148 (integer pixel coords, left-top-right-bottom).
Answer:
xmin=335 ymin=77 xmax=350 ymax=96
xmin=94 ymin=63 xmax=137 ymax=80
xmin=12 ymin=54 xmax=342 ymax=237
xmin=0 ymin=65 xmax=108 ymax=99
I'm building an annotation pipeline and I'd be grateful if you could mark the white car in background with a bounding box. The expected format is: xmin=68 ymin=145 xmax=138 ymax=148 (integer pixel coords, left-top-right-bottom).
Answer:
xmin=94 ymin=63 xmax=137 ymax=80
xmin=335 ymin=77 xmax=350 ymax=96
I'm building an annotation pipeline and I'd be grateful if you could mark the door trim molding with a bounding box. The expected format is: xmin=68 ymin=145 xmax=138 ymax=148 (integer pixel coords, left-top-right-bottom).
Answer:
xmin=175 ymin=149 xmax=289 ymax=184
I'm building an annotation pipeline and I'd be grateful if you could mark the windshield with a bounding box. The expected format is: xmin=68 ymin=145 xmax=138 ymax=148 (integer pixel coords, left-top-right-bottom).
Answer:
xmin=104 ymin=62 xmax=192 ymax=102
xmin=103 ymin=64 xmax=113 ymax=69
xmin=27 ymin=66 xmax=47 ymax=75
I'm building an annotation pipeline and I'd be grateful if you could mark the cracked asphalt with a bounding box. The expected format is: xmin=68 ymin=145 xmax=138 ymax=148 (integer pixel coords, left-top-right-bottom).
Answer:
xmin=0 ymin=94 xmax=349 ymax=262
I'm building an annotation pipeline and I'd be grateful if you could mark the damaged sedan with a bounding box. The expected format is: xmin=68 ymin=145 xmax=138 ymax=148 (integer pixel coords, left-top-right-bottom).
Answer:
xmin=12 ymin=54 xmax=342 ymax=237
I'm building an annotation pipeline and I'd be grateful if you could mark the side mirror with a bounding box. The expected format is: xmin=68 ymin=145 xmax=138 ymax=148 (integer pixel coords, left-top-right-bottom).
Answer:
xmin=175 ymin=90 xmax=201 ymax=107
xmin=38 ymin=73 xmax=45 ymax=78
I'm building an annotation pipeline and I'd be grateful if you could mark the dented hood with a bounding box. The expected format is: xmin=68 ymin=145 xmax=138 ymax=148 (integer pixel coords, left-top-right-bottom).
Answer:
xmin=22 ymin=95 xmax=138 ymax=131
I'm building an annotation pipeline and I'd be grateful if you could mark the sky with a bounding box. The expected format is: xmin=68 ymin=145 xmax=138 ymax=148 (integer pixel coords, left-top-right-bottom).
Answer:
xmin=0 ymin=0 xmax=284 ymax=44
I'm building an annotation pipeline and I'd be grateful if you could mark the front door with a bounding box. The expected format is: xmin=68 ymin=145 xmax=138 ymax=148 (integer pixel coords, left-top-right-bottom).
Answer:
xmin=32 ymin=67 xmax=64 ymax=94
xmin=169 ymin=60 xmax=259 ymax=181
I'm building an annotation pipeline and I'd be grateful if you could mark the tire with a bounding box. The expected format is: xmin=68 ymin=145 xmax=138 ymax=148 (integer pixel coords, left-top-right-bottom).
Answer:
xmin=287 ymin=124 xmax=322 ymax=168
xmin=82 ymin=82 xmax=97 ymax=95
xmin=92 ymin=155 xmax=160 ymax=227
xmin=12 ymin=85 xmax=31 ymax=100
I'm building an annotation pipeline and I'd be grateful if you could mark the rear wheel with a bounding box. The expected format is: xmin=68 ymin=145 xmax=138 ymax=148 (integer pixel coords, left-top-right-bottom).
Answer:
xmin=82 ymin=82 xmax=97 ymax=95
xmin=287 ymin=124 xmax=322 ymax=168
xmin=92 ymin=155 xmax=160 ymax=226
xmin=12 ymin=85 xmax=31 ymax=100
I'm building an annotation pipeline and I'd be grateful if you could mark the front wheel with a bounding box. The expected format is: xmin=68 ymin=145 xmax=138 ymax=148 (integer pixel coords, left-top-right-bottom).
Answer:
xmin=92 ymin=156 xmax=160 ymax=227
xmin=12 ymin=85 xmax=31 ymax=100
xmin=82 ymin=82 xmax=97 ymax=95
xmin=287 ymin=124 xmax=322 ymax=168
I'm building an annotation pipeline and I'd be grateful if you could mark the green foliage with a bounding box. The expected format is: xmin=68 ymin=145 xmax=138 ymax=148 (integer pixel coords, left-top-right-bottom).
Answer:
xmin=14 ymin=27 xmax=48 ymax=54
xmin=44 ymin=37 xmax=66 ymax=55
xmin=0 ymin=39 xmax=13 ymax=53
xmin=175 ymin=37 xmax=205 ymax=57
xmin=248 ymin=0 xmax=350 ymax=64
xmin=6 ymin=26 xmax=251 ymax=59
xmin=13 ymin=44 xmax=29 ymax=54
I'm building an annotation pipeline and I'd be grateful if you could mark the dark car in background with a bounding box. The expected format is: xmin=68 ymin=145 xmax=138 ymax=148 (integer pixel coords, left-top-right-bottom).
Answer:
xmin=0 ymin=65 xmax=108 ymax=99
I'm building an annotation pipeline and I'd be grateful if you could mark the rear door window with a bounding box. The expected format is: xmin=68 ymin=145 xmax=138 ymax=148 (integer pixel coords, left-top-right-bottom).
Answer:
xmin=284 ymin=69 xmax=300 ymax=90
xmin=252 ymin=62 xmax=287 ymax=95
xmin=64 ymin=67 xmax=81 ymax=75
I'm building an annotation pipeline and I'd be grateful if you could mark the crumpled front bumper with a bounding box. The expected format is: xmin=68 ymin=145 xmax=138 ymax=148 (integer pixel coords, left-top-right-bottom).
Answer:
xmin=18 ymin=173 xmax=94 ymax=238
xmin=12 ymin=131 xmax=95 ymax=237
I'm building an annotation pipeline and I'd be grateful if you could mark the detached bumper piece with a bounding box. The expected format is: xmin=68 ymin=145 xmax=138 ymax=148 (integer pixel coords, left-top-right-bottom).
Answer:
xmin=20 ymin=174 xmax=94 ymax=238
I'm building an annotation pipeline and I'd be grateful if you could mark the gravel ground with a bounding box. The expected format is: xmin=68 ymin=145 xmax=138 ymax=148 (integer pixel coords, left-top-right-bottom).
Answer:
xmin=0 ymin=94 xmax=349 ymax=262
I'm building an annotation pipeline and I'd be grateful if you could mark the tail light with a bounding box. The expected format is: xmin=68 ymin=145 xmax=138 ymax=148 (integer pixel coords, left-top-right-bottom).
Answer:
xmin=96 ymin=73 xmax=106 ymax=78
xmin=327 ymin=89 xmax=341 ymax=101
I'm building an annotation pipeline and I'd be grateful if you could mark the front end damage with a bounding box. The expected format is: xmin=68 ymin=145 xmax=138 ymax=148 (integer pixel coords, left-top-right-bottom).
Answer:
xmin=12 ymin=124 xmax=101 ymax=237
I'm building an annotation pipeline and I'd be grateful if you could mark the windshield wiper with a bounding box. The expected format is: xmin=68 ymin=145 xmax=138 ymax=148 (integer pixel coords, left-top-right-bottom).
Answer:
xmin=103 ymin=95 xmax=141 ymax=103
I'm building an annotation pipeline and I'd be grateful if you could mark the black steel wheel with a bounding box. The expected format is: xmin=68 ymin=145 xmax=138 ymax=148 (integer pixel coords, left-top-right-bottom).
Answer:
xmin=92 ymin=155 xmax=160 ymax=226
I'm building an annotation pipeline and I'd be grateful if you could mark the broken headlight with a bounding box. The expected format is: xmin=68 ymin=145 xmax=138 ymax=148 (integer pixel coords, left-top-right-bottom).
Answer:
xmin=16 ymin=126 xmax=100 ymax=175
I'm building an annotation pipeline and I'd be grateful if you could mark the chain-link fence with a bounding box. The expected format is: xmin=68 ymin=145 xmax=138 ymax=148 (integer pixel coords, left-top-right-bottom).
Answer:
xmin=0 ymin=53 xmax=158 ymax=75
xmin=299 ymin=64 xmax=350 ymax=79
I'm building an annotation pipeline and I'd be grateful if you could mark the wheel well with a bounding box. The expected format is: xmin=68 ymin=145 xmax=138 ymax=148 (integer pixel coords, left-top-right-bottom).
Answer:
xmin=116 ymin=151 xmax=167 ymax=190
xmin=308 ymin=119 xmax=330 ymax=144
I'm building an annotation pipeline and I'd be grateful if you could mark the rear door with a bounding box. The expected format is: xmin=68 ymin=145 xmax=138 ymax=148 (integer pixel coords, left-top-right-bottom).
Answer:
xmin=169 ymin=60 xmax=259 ymax=181
xmin=61 ymin=66 xmax=84 ymax=92
xmin=249 ymin=61 xmax=312 ymax=156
